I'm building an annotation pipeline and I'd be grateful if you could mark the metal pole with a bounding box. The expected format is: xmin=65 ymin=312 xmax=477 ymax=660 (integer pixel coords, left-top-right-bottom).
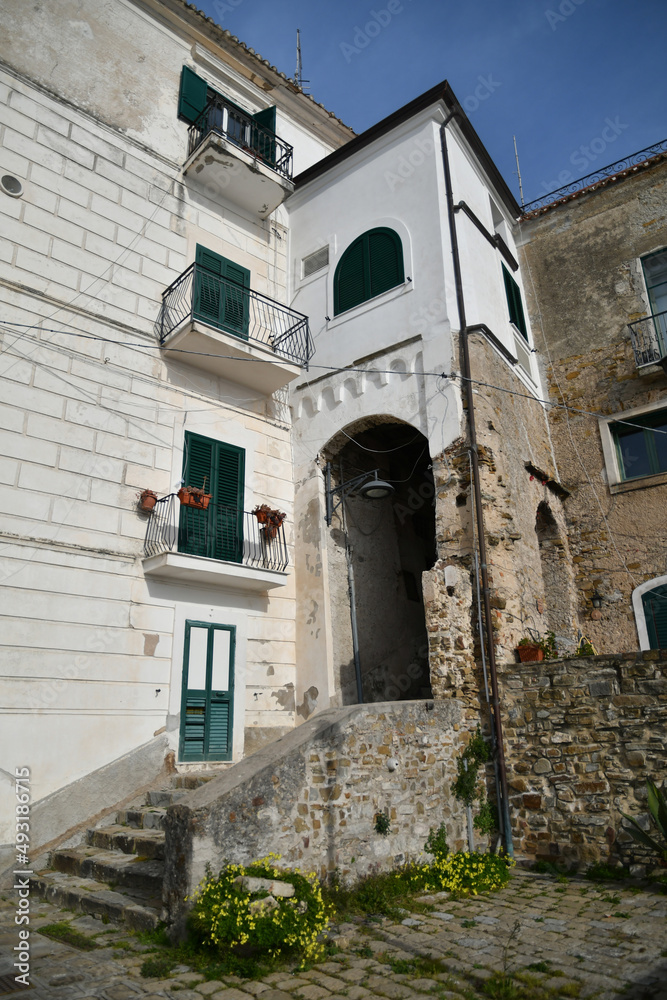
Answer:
xmin=464 ymin=758 xmax=474 ymax=852
xmin=339 ymin=460 xmax=364 ymax=704
xmin=440 ymin=119 xmax=513 ymax=857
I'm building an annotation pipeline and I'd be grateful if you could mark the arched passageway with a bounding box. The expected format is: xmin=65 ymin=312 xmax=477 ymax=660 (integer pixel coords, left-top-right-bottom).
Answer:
xmin=324 ymin=420 xmax=436 ymax=704
xmin=535 ymin=501 xmax=575 ymax=641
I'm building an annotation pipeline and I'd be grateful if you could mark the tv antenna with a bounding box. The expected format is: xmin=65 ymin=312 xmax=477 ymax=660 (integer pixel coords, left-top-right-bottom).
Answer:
xmin=295 ymin=29 xmax=310 ymax=92
xmin=513 ymin=134 xmax=524 ymax=207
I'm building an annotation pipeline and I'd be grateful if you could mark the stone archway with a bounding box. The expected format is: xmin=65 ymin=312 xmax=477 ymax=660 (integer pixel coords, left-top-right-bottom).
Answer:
xmin=324 ymin=419 xmax=436 ymax=704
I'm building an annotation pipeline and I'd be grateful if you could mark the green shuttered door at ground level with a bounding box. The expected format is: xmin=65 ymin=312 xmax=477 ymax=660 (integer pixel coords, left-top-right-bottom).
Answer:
xmin=179 ymin=621 xmax=235 ymax=762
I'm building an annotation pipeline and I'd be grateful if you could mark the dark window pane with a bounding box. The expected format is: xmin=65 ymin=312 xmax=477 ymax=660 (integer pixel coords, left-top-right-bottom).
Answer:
xmin=651 ymin=419 xmax=667 ymax=472
xmin=617 ymin=428 xmax=652 ymax=479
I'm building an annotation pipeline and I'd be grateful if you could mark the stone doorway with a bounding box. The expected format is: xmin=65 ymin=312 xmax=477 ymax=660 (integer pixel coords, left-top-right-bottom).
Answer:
xmin=324 ymin=420 xmax=436 ymax=704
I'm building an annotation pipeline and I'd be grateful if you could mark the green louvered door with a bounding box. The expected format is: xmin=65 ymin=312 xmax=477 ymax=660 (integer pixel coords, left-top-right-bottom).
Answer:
xmin=642 ymin=584 xmax=667 ymax=649
xmin=180 ymin=621 xmax=235 ymax=761
xmin=193 ymin=245 xmax=251 ymax=339
xmin=179 ymin=432 xmax=245 ymax=563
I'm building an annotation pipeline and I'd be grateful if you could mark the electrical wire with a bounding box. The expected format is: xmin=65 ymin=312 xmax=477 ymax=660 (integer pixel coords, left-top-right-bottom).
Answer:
xmin=3 ymin=319 xmax=664 ymax=438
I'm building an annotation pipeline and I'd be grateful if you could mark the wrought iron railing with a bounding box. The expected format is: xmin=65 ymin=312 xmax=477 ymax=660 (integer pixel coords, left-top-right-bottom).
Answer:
xmin=156 ymin=263 xmax=313 ymax=367
xmin=522 ymin=137 xmax=667 ymax=214
xmin=628 ymin=310 xmax=667 ymax=368
xmin=144 ymin=494 xmax=288 ymax=572
xmin=187 ymin=94 xmax=294 ymax=181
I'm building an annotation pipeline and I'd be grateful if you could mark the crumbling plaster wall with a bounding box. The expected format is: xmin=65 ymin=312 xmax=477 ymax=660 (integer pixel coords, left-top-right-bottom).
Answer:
xmin=517 ymin=161 xmax=667 ymax=652
xmin=427 ymin=335 xmax=577 ymax=702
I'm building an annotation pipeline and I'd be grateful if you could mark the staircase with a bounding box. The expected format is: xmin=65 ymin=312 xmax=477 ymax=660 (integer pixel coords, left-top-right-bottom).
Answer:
xmin=30 ymin=773 xmax=215 ymax=930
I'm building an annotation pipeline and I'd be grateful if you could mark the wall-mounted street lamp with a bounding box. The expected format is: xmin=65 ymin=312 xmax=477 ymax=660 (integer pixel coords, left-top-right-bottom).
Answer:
xmin=591 ymin=590 xmax=603 ymax=610
xmin=324 ymin=462 xmax=394 ymax=526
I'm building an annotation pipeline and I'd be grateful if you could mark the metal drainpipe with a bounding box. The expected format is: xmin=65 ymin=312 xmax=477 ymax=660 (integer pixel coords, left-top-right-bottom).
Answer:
xmin=440 ymin=118 xmax=514 ymax=857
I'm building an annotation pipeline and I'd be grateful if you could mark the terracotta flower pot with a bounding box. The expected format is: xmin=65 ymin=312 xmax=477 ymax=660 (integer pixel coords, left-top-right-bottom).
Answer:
xmin=178 ymin=488 xmax=211 ymax=510
xmin=517 ymin=645 xmax=544 ymax=663
xmin=138 ymin=490 xmax=158 ymax=512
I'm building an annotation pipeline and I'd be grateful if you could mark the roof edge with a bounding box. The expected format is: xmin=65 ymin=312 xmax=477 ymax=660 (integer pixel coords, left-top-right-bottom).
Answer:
xmin=293 ymin=79 xmax=521 ymax=219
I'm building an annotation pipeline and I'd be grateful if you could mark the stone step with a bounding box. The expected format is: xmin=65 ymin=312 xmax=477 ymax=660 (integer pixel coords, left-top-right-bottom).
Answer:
xmin=30 ymin=871 xmax=161 ymax=931
xmin=171 ymin=772 xmax=218 ymax=789
xmin=116 ymin=807 xmax=167 ymax=830
xmin=145 ymin=788 xmax=188 ymax=807
xmin=86 ymin=825 xmax=165 ymax=859
xmin=51 ymin=844 xmax=163 ymax=895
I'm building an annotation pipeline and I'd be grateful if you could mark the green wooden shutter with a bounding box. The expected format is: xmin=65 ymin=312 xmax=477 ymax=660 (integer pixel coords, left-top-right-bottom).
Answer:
xmin=179 ymin=434 xmax=214 ymax=557
xmin=178 ymin=66 xmax=209 ymax=124
xmin=194 ymin=245 xmax=250 ymax=338
xmin=503 ymin=265 xmax=527 ymax=340
xmin=334 ymin=237 xmax=367 ymax=314
xmin=251 ymin=106 xmax=277 ymax=166
xmin=221 ymin=260 xmax=250 ymax=339
xmin=334 ymin=229 xmax=404 ymax=315
xmin=369 ymin=229 xmax=404 ymax=298
xmin=643 ymin=585 xmax=667 ymax=649
xmin=179 ymin=432 xmax=244 ymax=563
xmin=214 ymin=442 xmax=245 ymax=562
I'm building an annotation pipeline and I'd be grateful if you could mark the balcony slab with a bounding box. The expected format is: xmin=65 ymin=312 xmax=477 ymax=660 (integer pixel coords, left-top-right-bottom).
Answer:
xmin=161 ymin=318 xmax=302 ymax=394
xmin=183 ymin=134 xmax=294 ymax=218
xmin=142 ymin=551 xmax=288 ymax=591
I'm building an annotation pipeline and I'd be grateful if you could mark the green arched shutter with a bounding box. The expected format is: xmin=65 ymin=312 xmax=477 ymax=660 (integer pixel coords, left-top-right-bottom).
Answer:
xmin=369 ymin=229 xmax=404 ymax=298
xmin=642 ymin=584 xmax=667 ymax=649
xmin=334 ymin=228 xmax=404 ymax=316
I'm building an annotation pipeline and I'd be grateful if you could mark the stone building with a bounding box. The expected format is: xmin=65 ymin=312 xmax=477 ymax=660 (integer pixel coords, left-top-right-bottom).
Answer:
xmin=0 ymin=0 xmax=352 ymax=872
xmin=517 ymin=152 xmax=667 ymax=653
xmin=1 ymin=0 xmax=665 ymax=887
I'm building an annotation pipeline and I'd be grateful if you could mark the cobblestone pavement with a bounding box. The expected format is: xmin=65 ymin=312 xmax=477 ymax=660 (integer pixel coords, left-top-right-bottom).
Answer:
xmin=1 ymin=871 xmax=666 ymax=1000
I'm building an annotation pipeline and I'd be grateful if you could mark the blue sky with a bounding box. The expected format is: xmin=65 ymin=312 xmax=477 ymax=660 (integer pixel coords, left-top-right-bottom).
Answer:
xmin=198 ymin=0 xmax=667 ymax=205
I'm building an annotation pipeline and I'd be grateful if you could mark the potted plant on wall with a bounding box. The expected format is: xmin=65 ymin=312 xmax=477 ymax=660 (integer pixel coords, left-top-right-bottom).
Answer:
xmin=178 ymin=479 xmax=212 ymax=510
xmin=137 ymin=489 xmax=158 ymax=513
xmin=516 ymin=631 xmax=558 ymax=663
xmin=252 ymin=504 xmax=287 ymax=540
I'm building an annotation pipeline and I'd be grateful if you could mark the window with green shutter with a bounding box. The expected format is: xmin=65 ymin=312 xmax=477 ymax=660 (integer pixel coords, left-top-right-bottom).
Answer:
xmin=179 ymin=621 xmax=235 ymax=761
xmin=179 ymin=431 xmax=245 ymax=562
xmin=502 ymin=265 xmax=528 ymax=340
xmin=194 ymin=244 xmax=250 ymax=339
xmin=642 ymin=584 xmax=667 ymax=650
xmin=334 ymin=228 xmax=404 ymax=316
xmin=178 ymin=66 xmax=209 ymax=124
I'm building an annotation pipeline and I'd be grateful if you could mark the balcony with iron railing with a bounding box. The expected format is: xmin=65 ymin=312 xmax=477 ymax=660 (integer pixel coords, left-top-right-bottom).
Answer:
xmin=183 ymin=94 xmax=295 ymax=218
xmin=628 ymin=310 xmax=667 ymax=373
xmin=156 ymin=263 xmax=313 ymax=393
xmin=142 ymin=494 xmax=289 ymax=591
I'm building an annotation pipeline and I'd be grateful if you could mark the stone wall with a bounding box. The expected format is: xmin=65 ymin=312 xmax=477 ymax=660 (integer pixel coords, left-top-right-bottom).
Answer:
xmin=499 ymin=651 xmax=667 ymax=869
xmin=428 ymin=333 xmax=577 ymax=704
xmin=163 ymin=700 xmax=477 ymax=928
xmin=517 ymin=159 xmax=667 ymax=653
